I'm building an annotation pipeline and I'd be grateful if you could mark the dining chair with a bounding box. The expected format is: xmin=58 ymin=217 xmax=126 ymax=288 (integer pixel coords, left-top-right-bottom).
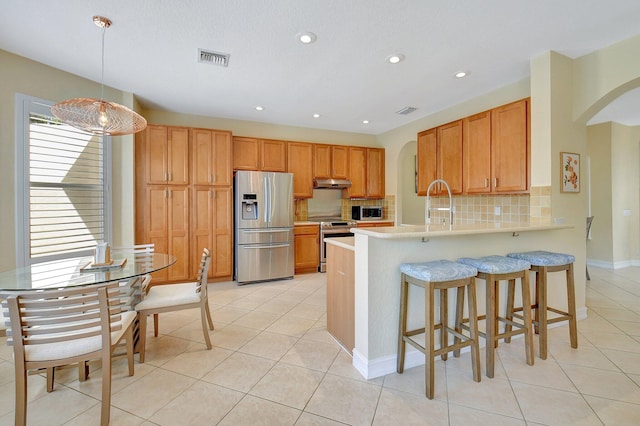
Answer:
xmin=135 ymin=247 xmax=213 ymax=362
xmin=1 ymin=282 xmax=136 ymax=426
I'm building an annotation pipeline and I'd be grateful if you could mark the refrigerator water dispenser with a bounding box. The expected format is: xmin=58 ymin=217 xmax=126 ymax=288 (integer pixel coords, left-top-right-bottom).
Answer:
xmin=241 ymin=194 xmax=258 ymax=220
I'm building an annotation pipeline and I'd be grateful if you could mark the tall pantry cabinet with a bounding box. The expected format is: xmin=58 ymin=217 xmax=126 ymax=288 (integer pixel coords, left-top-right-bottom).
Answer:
xmin=136 ymin=125 xmax=233 ymax=283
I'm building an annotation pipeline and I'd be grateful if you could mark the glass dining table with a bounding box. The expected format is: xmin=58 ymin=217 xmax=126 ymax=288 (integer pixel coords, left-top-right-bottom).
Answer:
xmin=0 ymin=252 xmax=176 ymax=291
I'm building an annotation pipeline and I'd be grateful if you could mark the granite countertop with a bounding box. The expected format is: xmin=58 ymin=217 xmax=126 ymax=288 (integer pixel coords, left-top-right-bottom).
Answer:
xmin=351 ymin=222 xmax=573 ymax=239
xmin=324 ymin=236 xmax=355 ymax=250
xmin=294 ymin=221 xmax=320 ymax=226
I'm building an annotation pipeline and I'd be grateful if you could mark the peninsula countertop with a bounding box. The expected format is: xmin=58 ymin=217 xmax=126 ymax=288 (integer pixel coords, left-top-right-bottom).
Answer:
xmin=350 ymin=222 xmax=573 ymax=239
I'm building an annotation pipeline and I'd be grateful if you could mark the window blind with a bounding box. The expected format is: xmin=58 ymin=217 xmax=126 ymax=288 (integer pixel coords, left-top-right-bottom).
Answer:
xmin=28 ymin=113 xmax=106 ymax=258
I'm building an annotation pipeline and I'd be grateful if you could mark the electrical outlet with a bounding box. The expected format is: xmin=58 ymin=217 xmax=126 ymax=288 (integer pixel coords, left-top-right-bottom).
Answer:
xmin=494 ymin=206 xmax=501 ymax=216
xmin=624 ymin=209 xmax=632 ymax=216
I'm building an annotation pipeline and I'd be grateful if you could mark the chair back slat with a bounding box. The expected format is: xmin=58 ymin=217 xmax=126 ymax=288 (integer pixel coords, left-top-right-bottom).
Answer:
xmin=195 ymin=248 xmax=211 ymax=300
xmin=1 ymin=282 xmax=123 ymax=350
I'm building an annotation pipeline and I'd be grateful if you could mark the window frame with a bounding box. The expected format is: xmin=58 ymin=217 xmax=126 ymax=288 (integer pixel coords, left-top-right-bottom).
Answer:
xmin=15 ymin=93 xmax=112 ymax=267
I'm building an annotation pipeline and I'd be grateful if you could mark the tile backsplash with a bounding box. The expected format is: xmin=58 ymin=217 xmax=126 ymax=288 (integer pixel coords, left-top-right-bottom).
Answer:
xmin=294 ymin=187 xmax=551 ymax=224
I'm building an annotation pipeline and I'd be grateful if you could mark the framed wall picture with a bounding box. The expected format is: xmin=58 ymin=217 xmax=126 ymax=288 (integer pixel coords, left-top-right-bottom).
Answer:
xmin=561 ymin=152 xmax=580 ymax=193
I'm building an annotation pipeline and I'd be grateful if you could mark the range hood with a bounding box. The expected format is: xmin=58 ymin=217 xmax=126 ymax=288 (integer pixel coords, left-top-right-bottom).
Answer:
xmin=313 ymin=178 xmax=352 ymax=189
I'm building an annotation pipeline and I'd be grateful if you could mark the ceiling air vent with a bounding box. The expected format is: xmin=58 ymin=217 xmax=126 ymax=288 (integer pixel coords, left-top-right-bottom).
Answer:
xmin=396 ymin=106 xmax=417 ymax=115
xmin=198 ymin=49 xmax=230 ymax=67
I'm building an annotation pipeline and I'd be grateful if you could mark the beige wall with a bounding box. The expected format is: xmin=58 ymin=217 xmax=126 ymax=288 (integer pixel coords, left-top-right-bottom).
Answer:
xmin=586 ymin=123 xmax=614 ymax=263
xmin=588 ymin=122 xmax=640 ymax=266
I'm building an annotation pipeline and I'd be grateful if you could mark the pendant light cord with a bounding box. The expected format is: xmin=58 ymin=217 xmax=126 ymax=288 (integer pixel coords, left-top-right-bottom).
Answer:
xmin=100 ymin=25 xmax=106 ymax=101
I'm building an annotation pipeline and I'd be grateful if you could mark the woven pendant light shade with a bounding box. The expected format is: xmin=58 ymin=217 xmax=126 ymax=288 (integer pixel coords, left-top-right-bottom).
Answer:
xmin=51 ymin=15 xmax=147 ymax=136
xmin=52 ymin=98 xmax=147 ymax=136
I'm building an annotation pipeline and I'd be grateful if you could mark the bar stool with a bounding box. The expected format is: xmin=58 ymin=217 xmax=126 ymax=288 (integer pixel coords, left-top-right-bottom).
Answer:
xmin=506 ymin=251 xmax=577 ymax=359
xmin=397 ymin=260 xmax=481 ymax=399
xmin=456 ymin=255 xmax=534 ymax=378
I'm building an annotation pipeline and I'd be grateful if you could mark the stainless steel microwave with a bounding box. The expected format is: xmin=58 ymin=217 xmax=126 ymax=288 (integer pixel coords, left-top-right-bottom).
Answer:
xmin=351 ymin=205 xmax=383 ymax=220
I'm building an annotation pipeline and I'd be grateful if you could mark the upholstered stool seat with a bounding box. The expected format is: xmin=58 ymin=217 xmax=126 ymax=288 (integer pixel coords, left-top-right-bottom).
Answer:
xmin=397 ymin=260 xmax=481 ymax=399
xmin=506 ymin=251 xmax=577 ymax=359
xmin=457 ymin=255 xmax=534 ymax=378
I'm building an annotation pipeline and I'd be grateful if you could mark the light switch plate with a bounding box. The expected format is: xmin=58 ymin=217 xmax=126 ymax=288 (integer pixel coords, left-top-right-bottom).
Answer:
xmin=494 ymin=206 xmax=501 ymax=216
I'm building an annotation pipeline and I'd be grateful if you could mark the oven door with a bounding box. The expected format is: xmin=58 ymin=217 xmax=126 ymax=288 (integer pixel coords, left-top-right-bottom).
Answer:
xmin=319 ymin=229 xmax=354 ymax=272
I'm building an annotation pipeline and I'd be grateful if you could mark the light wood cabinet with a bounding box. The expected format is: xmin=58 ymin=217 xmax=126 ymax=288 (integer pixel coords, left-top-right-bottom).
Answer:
xmin=417 ymin=128 xmax=437 ymax=196
xmin=191 ymin=187 xmax=232 ymax=279
xmin=144 ymin=125 xmax=189 ymax=185
xmin=137 ymin=124 xmax=234 ymax=284
xmin=287 ymin=142 xmax=314 ymax=199
xmin=294 ymin=224 xmax=319 ymax=273
xmin=417 ymin=121 xmax=462 ymax=196
xmin=491 ymin=99 xmax=529 ymax=193
xmin=463 ymin=111 xmax=492 ymax=193
xmin=418 ymin=99 xmax=529 ymax=195
xmin=144 ymin=186 xmax=190 ymax=282
xmin=326 ymin=242 xmax=354 ymax=354
xmin=192 ymin=128 xmax=232 ymax=186
xmin=366 ymin=148 xmax=385 ymax=199
xmin=347 ymin=147 xmax=384 ymax=199
xmin=233 ymin=137 xmax=287 ymax=172
xmin=314 ymin=144 xmax=350 ymax=180
xmin=462 ymin=99 xmax=529 ymax=194
xmin=347 ymin=147 xmax=367 ymax=198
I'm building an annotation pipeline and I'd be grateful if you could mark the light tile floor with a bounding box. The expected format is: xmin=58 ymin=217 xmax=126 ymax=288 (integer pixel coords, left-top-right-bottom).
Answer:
xmin=1 ymin=266 xmax=639 ymax=425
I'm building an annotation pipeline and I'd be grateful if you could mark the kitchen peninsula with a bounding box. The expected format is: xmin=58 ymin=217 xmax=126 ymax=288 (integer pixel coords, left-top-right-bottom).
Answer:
xmin=329 ymin=221 xmax=578 ymax=380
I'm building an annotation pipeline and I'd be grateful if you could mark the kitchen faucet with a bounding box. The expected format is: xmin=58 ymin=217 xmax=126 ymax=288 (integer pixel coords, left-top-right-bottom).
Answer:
xmin=425 ymin=179 xmax=453 ymax=226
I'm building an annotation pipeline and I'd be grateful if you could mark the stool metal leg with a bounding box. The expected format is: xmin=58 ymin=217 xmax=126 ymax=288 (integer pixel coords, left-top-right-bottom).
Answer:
xmin=397 ymin=274 xmax=408 ymax=373
xmin=467 ymin=278 xmax=481 ymax=383
xmin=485 ymin=275 xmax=496 ymax=378
xmin=453 ymin=285 xmax=465 ymax=357
xmin=567 ymin=263 xmax=578 ymax=349
xmin=440 ymin=288 xmax=448 ymax=361
xmin=521 ymin=271 xmax=535 ymax=366
xmin=425 ymin=282 xmax=435 ymax=399
xmin=538 ymin=266 xmax=548 ymax=359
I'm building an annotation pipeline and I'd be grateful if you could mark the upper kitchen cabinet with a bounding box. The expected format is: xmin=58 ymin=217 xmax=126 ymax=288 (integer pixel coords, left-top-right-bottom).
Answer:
xmin=463 ymin=111 xmax=492 ymax=193
xmin=314 ymin=144 xmax=349 ymax=180
xmin=191 ymin=128 xmax=232 ymax=186
xmin=417 ymin=128 xmax=437 ymax=196
xmin=142 ymin=125 xmax=189 ymax=185
xmin=233 ymin=137 xmax=287 ymax=172
xmin=366 ymin=148 xmax=385 ymax=199
xmin=347 ymin=147 xmax=385 ymax=199
xmin=287 ymin=142 xmax=314 ymax=199
xmin=491 ymin=99 xmax=529 ymax=193
xmin=417 ymin=121 xmax=463 ymax=196
xmin=347 ymin=147 xmax=366 ymax=198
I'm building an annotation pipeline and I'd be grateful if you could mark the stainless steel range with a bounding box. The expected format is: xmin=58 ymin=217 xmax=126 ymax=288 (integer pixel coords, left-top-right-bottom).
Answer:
xmin=309 ymin=217 xmax=357 ymax=272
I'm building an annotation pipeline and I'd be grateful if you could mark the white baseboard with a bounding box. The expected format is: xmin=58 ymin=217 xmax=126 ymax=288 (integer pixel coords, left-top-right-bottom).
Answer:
xmin=587 ymin=258 xmax=640 ymax=269
xmin=352 ymin=305 xmax=588 ymax=380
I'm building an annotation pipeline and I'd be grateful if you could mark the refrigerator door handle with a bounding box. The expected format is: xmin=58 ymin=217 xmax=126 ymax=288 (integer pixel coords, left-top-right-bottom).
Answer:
xmin=241 ymin=243 xmax=291 ymax=249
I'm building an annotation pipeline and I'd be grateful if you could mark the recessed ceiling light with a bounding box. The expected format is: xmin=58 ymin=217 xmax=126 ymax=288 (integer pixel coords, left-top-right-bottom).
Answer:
xmin=313 ymin=113 xmax=320 ymax=118
xmin=255 ymin=106 xmax=264 ymax=111
xmin=455 ymin=71 xmax=469 ymax=78
xmin=386 ymin=54 xmax=404 ymax=64
xmin=297 ymin=32 xmax=317 ymax=44
xmin=362 ymin=120 xmax=369 ymax=124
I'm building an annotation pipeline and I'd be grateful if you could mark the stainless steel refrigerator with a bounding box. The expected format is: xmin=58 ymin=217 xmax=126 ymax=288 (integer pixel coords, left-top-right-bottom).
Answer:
xmin=234 ymin=171 xmax=294 ymax=284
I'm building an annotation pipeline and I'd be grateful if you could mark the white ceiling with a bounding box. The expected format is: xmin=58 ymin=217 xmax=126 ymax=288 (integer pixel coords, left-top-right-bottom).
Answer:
xmin=2 ymin=0 xmax=640 ymax=135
